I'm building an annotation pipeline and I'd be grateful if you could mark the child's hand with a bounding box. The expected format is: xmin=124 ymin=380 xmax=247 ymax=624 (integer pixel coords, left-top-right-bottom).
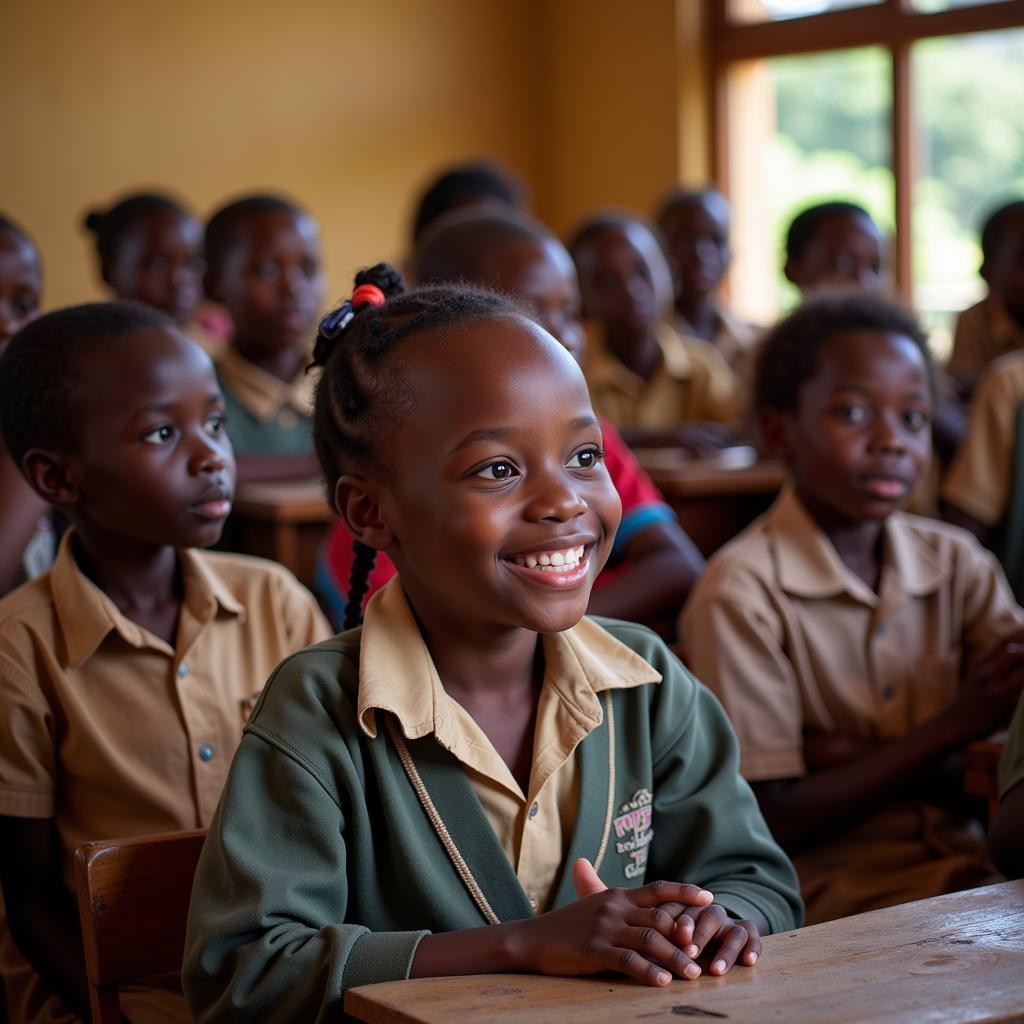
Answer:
xmin=674 ymin=904 xmax=761 ymax=976
xmin=510 ymin=858 xmax=715 ymax=986
xmin=947 ymin=633 xmax=1024 ymax=741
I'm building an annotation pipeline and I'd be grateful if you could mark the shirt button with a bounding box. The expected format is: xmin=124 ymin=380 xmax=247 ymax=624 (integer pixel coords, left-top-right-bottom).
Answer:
xmin=528 ymin=896 xmax=539 ymax=912
xmin=198 ymin=745 xmax=215 ymax=762
xmin=528 ymin=801 xmax=539 ymax=819
xmin=882 ymin=686 xmax=895 ymax=701
xmin=177 ymin=663 xmax=188 ymax=679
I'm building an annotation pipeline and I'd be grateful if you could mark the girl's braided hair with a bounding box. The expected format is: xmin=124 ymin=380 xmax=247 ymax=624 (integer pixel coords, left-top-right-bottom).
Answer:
xmin=311 ymin=262 xmax=524 ymax=628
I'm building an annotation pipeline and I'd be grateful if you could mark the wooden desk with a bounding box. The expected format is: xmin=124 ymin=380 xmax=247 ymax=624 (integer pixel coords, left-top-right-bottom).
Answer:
xmin=231 ymin=479 xmax=335 ymax=589
xmin=346 ymin=881 xmax=1024 ymax=1024
xmin=964 ymin=734 xmax=1007 ymax=818
xmin=635 ymin=449 xmax=788 ymax=557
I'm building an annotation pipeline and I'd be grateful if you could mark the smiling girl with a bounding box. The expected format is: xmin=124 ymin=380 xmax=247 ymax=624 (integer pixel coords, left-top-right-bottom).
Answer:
xmin=681 ymin=291 xmax=1024 ymax=924
xmin=183 ymin=265 xmax=801 ymax=1022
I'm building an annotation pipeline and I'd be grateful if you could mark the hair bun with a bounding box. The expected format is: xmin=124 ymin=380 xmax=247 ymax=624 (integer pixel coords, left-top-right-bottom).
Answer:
xmin=354 ymin=263 xmax=405 ymax=300
xmin=83 ymin=210 xmax=105 ymax=234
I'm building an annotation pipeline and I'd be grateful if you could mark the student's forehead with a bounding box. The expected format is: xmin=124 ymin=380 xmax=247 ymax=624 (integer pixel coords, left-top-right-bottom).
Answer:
xmin=814 ymin=329 xmax=928 ymax=384
xmin=84 ymin=327 xmax=218 ymax=400
xmin=0 ymin=229 xmax=40 ymax=272
xmin=237 ymin=210 xmax=318 ymax=251
xmin=816 ymin=214 xmax=880 ymax=248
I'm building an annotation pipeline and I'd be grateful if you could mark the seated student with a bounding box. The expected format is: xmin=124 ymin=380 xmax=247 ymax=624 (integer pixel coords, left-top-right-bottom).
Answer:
xmin=680 ymin=291 xmax=1024 ymax=925
xmin=656 ymin=187 xmax=758 ymax=367
xmin=948 ymin=199 xmax=1024 ymax=395
xmin=942 ymin=350 xmax=1024 ymax=553
xmin=204 ymin=194 xmax=325 ymax=482
xmin=318 ymin=211 xmax=706 ymax=631
xmin=783 ymin=200 xmax=885 ymax=296
xmin=568 ymin=212 xmax=739 ymax=454
xmin=783 ymin=200 xmax=963 ymax=494
xmin=183 ymin=266 xmax=802 ymax=1022
xmin=0 ymin=302 xmax=331 ymax=1023
xmin=0 ymin=215 xmax=51 ymax=596
xmin=989 ymin=691 xmax=1024 ymax=878
xmin=82 ymin=191 xmax=227 ymax=348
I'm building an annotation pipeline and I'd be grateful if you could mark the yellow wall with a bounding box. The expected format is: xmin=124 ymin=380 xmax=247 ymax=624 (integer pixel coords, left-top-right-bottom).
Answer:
xmin=0 ymin=0 xmax=710 ymax=310
xmin=534 ymin=0 xmax=710 ymax=237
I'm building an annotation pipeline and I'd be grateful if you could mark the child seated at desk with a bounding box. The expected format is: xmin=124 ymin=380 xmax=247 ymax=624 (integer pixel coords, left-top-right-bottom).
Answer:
xmin=948 ymin=200 xmax=1024 ymax=396
xmin=183 ymin=266 xmax=802 ymax=1022
xmin=568 ymin=212 xmax=739 ymax=455
xmin=680 ymin=291 xmax=1024 ymax=924
xmin=82 ymin=191 xmax=222 ymax=349
xmin=656 ymin=187 xmax=758 ymax=369
xmin=989 ymin=691 xmax=1024 ymax=878
xmin=0 ymin=214 xmax=50 ymax=596
xmin=204 ymin=194 xmax=325 ymax=481
xmin=0 ymin=302 xmax=330 ymax=1024
xmin=318 ymin=210 xmax=706 ymax=632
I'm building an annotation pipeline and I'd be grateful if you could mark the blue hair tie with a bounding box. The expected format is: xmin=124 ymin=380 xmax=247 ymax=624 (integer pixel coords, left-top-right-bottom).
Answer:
xmin=320 ymin=301 xmax=355 ymax=340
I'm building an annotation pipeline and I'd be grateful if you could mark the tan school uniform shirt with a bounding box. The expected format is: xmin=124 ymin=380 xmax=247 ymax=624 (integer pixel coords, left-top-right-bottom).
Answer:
xmin=673 ymin=302 xmax=760 ymax=370
xmin=0 ymin=530 xmax=331 ymax=1024
xmin=943 ymin=350 xmax=1024 ymax=528
xmin=680 ymin=486 xmax=1024 ymax=924
xmin=949 ymin=293 xmax=1024 ymax=386
xmin=584 ymin=322 xmax=740 ymax=430
xmin=356 ymin=579 xmax=660 ymax=915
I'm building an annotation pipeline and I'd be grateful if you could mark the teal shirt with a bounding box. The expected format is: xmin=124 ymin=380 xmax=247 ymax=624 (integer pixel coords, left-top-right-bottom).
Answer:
xmin=183 ymin=619 xmax=802 ymax=1022
xmin=219 ymin=377 xmax=313 ymax=456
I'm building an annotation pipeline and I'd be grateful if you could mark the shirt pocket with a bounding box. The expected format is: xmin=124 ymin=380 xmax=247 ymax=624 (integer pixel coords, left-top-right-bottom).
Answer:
xmin=912 ymin=649 xmax=962 ymax=725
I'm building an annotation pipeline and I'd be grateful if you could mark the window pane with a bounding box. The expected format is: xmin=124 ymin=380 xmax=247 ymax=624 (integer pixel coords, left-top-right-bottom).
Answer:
xmin=729 ymin=0 xmax=881 ymax=24
xmin=912 ymin=0 xmax=1014 ymax=12
xmin=912 ymin=28 xmax=1024 ymax=358
xmin=726 ymin=47 xmax=893 ymax=324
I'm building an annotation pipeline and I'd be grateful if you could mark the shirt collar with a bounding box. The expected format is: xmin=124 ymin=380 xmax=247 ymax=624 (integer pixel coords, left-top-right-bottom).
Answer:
xmin=50 ymin=529 xmax=245 ymax=669
xmin=767 ymin=486 xmax=948 ymax=606
xmin=217 ymin=347 xmax=316 ymax=423
xmin=356 ymin=578 xmax=661 ymax=743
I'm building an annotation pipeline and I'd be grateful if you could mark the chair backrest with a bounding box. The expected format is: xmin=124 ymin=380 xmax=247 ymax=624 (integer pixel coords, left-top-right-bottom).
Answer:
xmin=74 ymin=829 xmax=207 ymax=1024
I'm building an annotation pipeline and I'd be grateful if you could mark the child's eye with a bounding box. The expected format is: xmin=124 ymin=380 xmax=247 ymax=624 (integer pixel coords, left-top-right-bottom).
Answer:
xmin=903 ymin=408 xmax=930 ymax=431
xmin=205 ymin=413 xmax=227 ymax=437
xmin=144 ymin=256 xmax=170 ymax=274
xmin=303 ymin=261 xmax=320 ymax=280
xmin=567 ymin=446 xmax=605 ymax=470
xmin=142 ymin=424 xmax=176 ymax=445
xmin=835 ymin=404 xmax=868 ymax=424
xmin=475 ymin=460 xmax=519 ymax=481
xmin=14 ymin=295 xmax=39 ymax=317
xmin=256 ymin=263 xmax=280 ymax=281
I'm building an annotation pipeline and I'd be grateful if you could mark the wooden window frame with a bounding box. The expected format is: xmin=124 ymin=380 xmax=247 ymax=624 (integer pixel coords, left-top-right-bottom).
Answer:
xmin=707 ymin=0 xmax=1024 ymax=300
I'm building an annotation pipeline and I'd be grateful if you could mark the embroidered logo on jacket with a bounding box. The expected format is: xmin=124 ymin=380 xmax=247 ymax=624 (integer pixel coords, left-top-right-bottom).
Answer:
xmin=613 ymin=788 xmax=653 ymax=879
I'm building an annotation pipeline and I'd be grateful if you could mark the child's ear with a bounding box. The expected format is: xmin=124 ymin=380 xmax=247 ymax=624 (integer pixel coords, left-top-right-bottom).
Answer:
xmin=758 ymin=407 xmax=796 ymax=460
xmin=21 ymin=449 xmax=80 ymax=507
xmin=334 ymin=475 xmax=394 ymax=551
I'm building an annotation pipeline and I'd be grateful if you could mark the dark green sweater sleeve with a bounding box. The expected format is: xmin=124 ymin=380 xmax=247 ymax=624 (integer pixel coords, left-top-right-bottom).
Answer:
xmin=181 ymin=659 xmax=428 ymax=1023
xmin=616 ymin=623 xmax=804 ymax=932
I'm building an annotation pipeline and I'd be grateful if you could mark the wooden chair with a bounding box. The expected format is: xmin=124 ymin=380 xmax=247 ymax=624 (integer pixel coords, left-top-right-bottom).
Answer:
xmin=74 ymin=829 xmax=207 ymax=1024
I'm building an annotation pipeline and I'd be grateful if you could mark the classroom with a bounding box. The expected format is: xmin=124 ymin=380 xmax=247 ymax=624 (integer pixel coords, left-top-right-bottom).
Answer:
xmin=1 ymin=1 xmax=1022 ymax=1021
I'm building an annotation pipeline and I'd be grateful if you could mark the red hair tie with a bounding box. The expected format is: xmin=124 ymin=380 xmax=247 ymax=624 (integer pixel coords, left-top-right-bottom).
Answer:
xmin=351 ymin=283 xmax=386 ymax=310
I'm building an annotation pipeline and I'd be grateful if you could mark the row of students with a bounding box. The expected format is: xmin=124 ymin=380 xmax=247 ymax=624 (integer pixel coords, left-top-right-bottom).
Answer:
xmin=0 ymin=167 xmax=1019 ymax=1015
xmin=0 ymin=282 xmax=802 ymax=1023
